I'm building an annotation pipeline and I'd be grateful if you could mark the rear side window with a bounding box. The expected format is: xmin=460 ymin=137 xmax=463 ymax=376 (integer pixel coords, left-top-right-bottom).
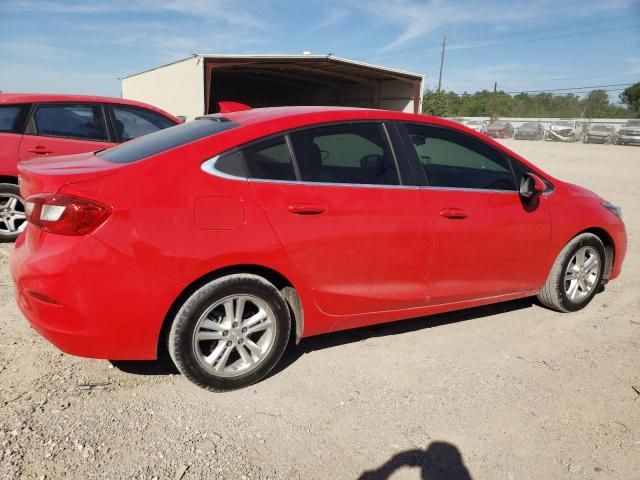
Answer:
xmin=98 ymin=117 xmax=239 ymax=163
xmin=0 ymin=105 xmax=29 ymax=133
xmin=33 ymin=104 xmax=109 ymax=141
xmin=289 ymin=123 xmax=399 ymax=185
xmin=243 ymin=136 xmax=296 ymax=181
xmin=112 ymin=105 xmax=176 ymax=141
xmin=403 ymin=123 xmax=516 ymax=191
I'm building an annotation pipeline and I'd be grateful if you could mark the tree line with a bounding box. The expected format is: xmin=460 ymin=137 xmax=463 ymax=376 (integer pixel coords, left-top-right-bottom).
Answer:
xmin=422 ymin=82 xmax=640 ymax=119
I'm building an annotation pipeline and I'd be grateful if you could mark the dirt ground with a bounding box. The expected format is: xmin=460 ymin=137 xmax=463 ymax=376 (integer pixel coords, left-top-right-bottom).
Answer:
xmin=1 ymin=140 xmax=639 ymax=480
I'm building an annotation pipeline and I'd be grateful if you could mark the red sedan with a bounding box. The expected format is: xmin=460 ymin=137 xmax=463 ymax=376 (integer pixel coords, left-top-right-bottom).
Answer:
xmin=11 ymin=107 xmax=627 ymax=391
xmin=0 ymin=93 xmax=180 ymax=241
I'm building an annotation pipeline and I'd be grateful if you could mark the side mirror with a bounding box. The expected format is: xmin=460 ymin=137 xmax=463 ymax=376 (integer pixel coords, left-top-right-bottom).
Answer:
xmin=519 ymin=172 xmax=546 ymax=199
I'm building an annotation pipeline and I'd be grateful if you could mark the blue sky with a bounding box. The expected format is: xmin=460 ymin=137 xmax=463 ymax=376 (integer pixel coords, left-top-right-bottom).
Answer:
xmin=1 ymin=0 xmax=639 ymax=101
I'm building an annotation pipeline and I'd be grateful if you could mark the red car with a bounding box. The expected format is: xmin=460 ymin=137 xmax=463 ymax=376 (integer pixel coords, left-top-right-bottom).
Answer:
xmin=0 ymin=93 xmax=180 ymax=241
xmin=11 ymin=107 xmax=627 ymax=391
xmin=485 ymin=121 xmax=514 ymax=138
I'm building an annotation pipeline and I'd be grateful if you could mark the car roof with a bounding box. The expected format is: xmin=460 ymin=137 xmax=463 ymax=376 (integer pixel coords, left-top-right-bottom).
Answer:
xmin=0 ymin=93 xmax=179 ymax=121
xmin=220 ymin=106 xmax=435 ymax=129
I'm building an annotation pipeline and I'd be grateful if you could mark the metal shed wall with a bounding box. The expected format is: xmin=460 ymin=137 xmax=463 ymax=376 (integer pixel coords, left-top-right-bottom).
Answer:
xmin=122 ymin=56 xmax=204 ymax=120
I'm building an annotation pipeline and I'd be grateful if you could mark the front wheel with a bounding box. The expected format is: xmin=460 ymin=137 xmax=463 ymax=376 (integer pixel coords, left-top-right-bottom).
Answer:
xmin=0 ymin=183 xmax=27 ymax=242
xmin=168 ymin=274 xmax=291 ymax=391
xmin=537 ymin=233 xmax=605 ymax=312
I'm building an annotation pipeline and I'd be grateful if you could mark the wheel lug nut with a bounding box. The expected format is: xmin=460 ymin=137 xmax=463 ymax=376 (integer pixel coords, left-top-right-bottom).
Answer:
xmin=232 ymin=322 xmax=238 ymax=328
xmin=241 ymin=327 xmax=247 ymax=333
xmin=238 ymin=338 xmax=244 ymax=344
xmin=226 ymin=340 xmax=232 ymax=346
xmin=222 ymin=331 xmax=229 ymax=337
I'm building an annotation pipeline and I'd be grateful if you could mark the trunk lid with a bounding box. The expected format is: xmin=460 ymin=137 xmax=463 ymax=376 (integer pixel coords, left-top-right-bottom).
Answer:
xmin=18 ymin=152 xmax=123 ymax=198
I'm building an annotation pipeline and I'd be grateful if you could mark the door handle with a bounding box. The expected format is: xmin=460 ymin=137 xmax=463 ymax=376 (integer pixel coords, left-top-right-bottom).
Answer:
xmin=27 ymin=146 xmax=53 ymax=155
xmin=439 ymin=208 xmax=469 ymax=219
xmin=287 ymin=203 xmax=327 ymax=215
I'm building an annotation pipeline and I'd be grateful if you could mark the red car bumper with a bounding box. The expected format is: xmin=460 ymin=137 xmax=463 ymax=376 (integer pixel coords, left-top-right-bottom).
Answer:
xmin=10 ymin=229 xmax=185 ymax=360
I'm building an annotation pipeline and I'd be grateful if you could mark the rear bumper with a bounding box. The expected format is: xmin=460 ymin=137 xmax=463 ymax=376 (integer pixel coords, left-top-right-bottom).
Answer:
xmin=10 ymin=228 xmax=185 ymax=360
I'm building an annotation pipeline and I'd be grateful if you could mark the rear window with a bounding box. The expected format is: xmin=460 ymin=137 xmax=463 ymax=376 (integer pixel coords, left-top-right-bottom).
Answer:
xmin=0 ymin=104 xmax=30 ymax=133
xmin=98 ymin=116 xmax=239 ymax=163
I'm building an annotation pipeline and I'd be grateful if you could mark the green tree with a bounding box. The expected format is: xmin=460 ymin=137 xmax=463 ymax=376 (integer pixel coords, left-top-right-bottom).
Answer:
xmin=620 ymin=82 xmax=640 ymax=117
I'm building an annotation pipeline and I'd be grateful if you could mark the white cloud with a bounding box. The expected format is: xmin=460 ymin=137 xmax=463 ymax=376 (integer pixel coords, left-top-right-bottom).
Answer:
xmin=353 ymin=0 xmax=638 ymax=51
xmin=315 ymin=8 xmax=350 ymax=30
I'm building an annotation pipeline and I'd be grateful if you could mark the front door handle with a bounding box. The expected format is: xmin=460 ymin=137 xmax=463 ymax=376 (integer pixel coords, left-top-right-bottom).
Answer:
xmin=27 ymin=146 xmax=53 ymax=155
xmin=287 ymin=203 xmax=327 ymax=215
xmin=439 ymin=208 xmax=469 ymax=219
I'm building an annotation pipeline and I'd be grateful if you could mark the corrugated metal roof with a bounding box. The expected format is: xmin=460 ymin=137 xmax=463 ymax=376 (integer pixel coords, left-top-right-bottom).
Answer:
xmin=123 ymin=54 xmax=424 ymax=81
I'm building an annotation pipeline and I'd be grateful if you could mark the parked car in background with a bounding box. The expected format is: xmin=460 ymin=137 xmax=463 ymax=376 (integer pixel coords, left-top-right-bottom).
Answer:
xmin=617 ymin=119 xmax=640 ymax=145
xmin=464 ymin=119 xmax=489 ymax=134
xmin=514 ymin=122 xmax=545 ymax=140
xmin=485 ymin=121 xmax=514 ymax=138
xmin=0 ymin=93 xmax=180 ymax=241
xmin=584 ymin=124 xmax=617 ymax=144
xmin=12 ymin=106 xmax=626 ymax=391
xmin=545 ymin=119 xmax=583 ymax=142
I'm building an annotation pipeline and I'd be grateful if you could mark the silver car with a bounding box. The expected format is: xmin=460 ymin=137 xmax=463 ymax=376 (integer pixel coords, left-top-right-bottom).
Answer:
xmin=617 ymin=119 xmax=640 ymax=145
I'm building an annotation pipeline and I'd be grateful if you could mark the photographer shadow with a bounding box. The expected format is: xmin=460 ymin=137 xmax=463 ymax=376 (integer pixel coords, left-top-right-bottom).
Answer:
xmin=359 ymin=442 xmax=472 ymax=480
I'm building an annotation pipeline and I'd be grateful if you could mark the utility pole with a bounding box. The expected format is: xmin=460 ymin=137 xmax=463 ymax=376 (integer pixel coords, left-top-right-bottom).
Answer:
xmin=491 ymin=81 xmax=497 ymax=123
xmin=437 ymin=34 xmax=447 ymax=92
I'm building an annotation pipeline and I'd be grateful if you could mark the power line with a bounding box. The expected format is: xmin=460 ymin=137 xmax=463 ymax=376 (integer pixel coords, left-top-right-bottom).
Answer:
xmin=503 ymin=83 xmax=633 ymax=94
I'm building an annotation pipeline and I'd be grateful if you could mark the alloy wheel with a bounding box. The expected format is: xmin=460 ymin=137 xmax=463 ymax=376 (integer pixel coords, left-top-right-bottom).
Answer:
xmin=564 ymin=246 xmax=600 ymax=302
xmin=0 ymin=194 xmax=27 ymax=235
xmin=192 ymin=294 xmax=277 ymax=378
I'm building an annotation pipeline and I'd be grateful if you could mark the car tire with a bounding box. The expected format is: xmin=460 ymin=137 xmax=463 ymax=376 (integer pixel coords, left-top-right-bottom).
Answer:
xmin=537 ymin=233 xmax=606 ymax=313
xmin=168 ymin=274 xmax=291 ymax=392
xmin=0 ymin=183 xmax=27 ymax=243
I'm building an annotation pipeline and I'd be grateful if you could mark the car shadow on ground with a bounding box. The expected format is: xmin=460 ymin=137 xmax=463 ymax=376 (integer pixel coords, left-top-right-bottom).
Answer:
xmin=271 ymin=296 xmax=535 ymax=377
xmin=358 ymin=441 xmax=473 ymax=480
xmin=111 ymin=297 xmax=535 ymax=378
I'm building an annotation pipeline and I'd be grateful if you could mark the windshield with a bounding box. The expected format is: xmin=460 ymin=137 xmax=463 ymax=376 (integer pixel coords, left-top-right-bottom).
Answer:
xmin=591 ymin=125 xmax=611 ymax=131
xmin=554 ymin=121 xmax=573 ymax=127
xmin=521 ymin=123 xmax=537 ymax=128
xmin=98 ymin=116 xmax=239 ymax=163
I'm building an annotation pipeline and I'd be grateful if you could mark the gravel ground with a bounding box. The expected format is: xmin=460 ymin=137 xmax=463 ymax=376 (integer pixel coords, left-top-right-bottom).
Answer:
xmin=1 ymin=140 xmax=639 ymax=480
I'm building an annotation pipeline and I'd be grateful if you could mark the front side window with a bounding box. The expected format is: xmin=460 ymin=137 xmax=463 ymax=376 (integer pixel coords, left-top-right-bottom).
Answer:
xmin=112 ymin=105 xmax=176 ymax=141
xmin=243 ymin=136 xmax=296 ymax=181
xmin=289 ymin=123 xmax=399 ymax=185
xmin=33 ymin=104 xmax=108 ymax=141
xmin=404 ymin=123 xmax=517 ymax=191
xmin=0 ymin=105 xmax=29 ymax=133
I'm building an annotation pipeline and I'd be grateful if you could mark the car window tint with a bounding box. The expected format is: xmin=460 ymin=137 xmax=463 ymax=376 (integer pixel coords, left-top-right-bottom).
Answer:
xmin=243 ymin=137 xmax=296 ymax=181
xmin=214 ymin=149 xmax=246 ymax=177
xmin=0 ymin=105 xmax=29 ymax=133
xmin=33 ymin=104 xmax=108 ymax=141
xmin=404 ymin=123 xmax=516 ymax=191
xmin=98 ymin=117 xmax=238 ymax=163
xmin=290 ymin=123 xmax=399 ymax=185
xmin=112 ymin=105 xmax=175 ymax=141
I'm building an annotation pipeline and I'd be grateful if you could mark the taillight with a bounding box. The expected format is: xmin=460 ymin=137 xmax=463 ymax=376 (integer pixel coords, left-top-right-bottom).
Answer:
xmin=24 ymin=193 xmax=112 ymax=235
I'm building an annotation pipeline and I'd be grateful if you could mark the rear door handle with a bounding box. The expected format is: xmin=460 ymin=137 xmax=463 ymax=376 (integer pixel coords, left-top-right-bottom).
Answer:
xmin=27 ymin=146 xmax=53 ymax=155
xmin=287 ymin=203 xmax=327 ymax=215
xmin=439 ymin=208 xmax=469 ymax=219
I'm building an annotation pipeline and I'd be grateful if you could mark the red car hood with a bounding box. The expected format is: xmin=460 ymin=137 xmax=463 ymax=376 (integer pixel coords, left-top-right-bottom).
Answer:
xmin=18 ymin=152 xmax=123 ymax=198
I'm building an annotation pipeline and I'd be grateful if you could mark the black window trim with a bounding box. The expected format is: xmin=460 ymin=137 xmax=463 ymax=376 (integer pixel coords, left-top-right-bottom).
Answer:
xmin=0 ymin=103 xmax=33 ymax=135
xmin=203 ymin=120 xmax=419 ymax=189
xmin=25 ymin=102 xmax=115 ymax=143
xmin=397 ymin=121 xmax=526 ymax=194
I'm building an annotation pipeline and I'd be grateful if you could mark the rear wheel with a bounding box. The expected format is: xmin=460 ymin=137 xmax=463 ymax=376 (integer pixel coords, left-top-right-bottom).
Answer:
xmin=537 ymin=233 xmax=605 ymax=312
xmin=0 ymin=183 xmax=27 ymax=242
xmin=168 ymin=274 xmax=291 ymax=391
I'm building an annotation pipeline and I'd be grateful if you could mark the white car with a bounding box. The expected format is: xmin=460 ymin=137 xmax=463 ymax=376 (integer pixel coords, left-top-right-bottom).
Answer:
xmin=545 ymin=119 xmax=583 ymax=142
xmin=464 ymin=120 xmax=489 ymax=133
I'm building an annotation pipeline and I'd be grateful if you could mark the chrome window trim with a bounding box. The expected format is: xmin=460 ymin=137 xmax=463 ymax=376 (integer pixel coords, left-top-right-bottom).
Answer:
xmin=202 ymin=155 xmax=555 ymax=195
xmin=201 ymin=155 xmax=418 ymax=190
